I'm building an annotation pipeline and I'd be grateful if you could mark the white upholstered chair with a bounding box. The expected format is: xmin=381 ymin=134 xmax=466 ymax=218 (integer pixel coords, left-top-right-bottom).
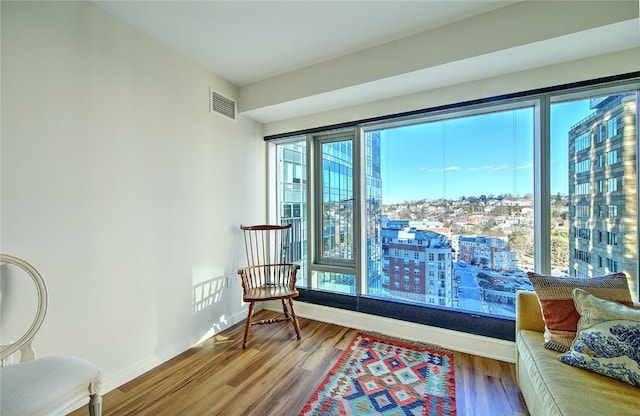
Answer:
xmin=0 ymin=254 xmax=102 ymax=416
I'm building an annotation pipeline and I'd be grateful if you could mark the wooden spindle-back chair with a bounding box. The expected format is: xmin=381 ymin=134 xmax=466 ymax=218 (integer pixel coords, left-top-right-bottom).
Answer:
xmin=237 ymin=224 xmax=301 ymax=349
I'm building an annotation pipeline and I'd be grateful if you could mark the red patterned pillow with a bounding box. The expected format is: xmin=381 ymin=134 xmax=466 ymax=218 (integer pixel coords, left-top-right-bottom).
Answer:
xmin=527 ymin=272 xmax=633 ymax=352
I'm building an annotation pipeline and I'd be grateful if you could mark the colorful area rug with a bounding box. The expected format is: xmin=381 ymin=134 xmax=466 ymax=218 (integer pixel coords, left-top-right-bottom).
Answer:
xmin=299 ymin=332 xmax=456 ymax=416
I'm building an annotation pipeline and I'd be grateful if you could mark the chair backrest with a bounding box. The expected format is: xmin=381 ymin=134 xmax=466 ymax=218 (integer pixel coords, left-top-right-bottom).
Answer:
xmin=238 ymin=263 xmax=300 ymax=294
xmin=239 ymin=224 xmax=299 ymax=292
xmin=0 ymin=254 xmax=48 ymax=363
xmin=240 ymin=224 xmax=293 ymax=267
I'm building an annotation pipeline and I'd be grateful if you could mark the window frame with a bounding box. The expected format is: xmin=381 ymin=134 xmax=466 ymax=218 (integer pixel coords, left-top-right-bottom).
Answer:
xmin=307 ymin=128 xmax=362 ymax=293
xmin=266 ymin=72 xmax=640 ymax=341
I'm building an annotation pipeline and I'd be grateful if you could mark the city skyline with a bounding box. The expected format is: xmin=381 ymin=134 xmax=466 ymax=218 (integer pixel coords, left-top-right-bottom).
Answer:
xmin=379 ymin=100 xmax=593 ymax=204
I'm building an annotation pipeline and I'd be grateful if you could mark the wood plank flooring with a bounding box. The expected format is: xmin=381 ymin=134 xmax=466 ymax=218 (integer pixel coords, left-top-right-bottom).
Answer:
xmin=69 ymin=311 xmax=529 ymax=416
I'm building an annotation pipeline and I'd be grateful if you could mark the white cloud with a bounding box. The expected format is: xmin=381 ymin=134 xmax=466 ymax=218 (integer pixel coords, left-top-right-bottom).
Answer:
xmin=468 ymin=165 xmax=496 ymax=172
xmin=516 ymin=163 xmax=533 ymax=170
xmin=468 ymin=164 xmax=510 ymax=172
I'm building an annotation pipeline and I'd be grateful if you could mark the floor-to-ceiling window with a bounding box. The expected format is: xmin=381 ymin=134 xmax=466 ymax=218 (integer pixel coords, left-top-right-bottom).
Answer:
xmin=363 ymin=104 xmax=534 ymax=317
xmin=270 ymin=76 xmax=639 ymax=338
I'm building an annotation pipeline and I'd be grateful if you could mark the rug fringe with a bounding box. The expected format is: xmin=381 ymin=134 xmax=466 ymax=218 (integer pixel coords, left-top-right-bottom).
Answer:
xmin=355 ymin=330 xmax=455 ymax=355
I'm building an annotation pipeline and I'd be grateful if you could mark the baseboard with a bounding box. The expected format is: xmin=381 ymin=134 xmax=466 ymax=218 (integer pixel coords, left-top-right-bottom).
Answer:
xmin=99 ymin=309 xmax=247 ymax=395
xmin=265 ymin=300 xmax=516 ymax=363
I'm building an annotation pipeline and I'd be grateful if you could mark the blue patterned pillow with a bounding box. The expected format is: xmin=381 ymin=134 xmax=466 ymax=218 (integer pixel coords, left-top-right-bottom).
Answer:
xmin=558 ymin=288 xmax=640 ymax=387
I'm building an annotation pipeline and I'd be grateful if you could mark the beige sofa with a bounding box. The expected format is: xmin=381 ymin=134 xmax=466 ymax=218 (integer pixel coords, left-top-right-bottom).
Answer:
xmin=515 ymin=291 xmax=640 ymax=416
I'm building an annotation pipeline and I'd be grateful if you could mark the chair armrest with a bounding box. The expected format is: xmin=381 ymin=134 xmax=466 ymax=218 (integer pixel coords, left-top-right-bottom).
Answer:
xmin=516 ymin=291 xmax=545 ymax=333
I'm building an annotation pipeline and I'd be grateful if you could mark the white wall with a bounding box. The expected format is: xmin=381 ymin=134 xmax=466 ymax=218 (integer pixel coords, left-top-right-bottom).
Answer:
xmin=1 ymin=1 xmax=263 ymax=392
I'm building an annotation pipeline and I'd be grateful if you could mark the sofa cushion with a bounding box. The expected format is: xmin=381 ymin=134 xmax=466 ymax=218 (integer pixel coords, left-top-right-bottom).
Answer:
xmin=527 ymin=272 xmax=632 ymax=352
xmin=517 ymin=329 xmax=640 ymax=415
xmin=558 ymin=289 xmax=640 ymax=387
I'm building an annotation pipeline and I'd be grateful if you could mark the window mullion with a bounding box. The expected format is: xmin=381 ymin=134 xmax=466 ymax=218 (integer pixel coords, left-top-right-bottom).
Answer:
xmin=534 ymin=96 xmax=552 ymax=275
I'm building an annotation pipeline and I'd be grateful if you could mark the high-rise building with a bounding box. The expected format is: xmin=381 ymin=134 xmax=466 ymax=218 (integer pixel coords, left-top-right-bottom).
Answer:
xmin=382 ymin=217 xmax=453 ymax=306
xmin=458 ymin=235 xmax=516 ymax=270
xmin=277 ymin=140 xmax=307 ymax=282
xmin=568 ymin=94 xmax=637 ymax=294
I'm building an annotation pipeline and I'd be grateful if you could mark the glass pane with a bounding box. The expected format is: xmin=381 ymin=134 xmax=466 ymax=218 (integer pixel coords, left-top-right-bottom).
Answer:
xmin=315 ymin=271 xmax=356 ymax=294
xmin=551 ymin=91 xmax=638 ymax=298
xmin=277 ymin=140 xmax=307 ymax=285
xmin=321 ymin=139 xmax=354 ymax=262
xmin=366 ymin=107 xmax=534 ymax=317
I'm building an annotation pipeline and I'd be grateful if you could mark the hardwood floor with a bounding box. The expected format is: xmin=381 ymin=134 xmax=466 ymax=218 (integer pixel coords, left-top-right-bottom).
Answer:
xmin=70 ymin=311 xmax=529 ymax=416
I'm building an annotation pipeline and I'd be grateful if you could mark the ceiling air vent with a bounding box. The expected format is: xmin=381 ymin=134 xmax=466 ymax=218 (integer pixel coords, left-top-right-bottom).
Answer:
xmin=209 ymin=88 xmax=236 ymax=120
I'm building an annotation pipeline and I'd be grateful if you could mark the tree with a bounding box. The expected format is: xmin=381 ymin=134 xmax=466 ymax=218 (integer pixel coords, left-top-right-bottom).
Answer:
xmin=550 ymin=229 xmax=569 ymax=266
xmin=509 ymin=228 xmax=534 ymax=261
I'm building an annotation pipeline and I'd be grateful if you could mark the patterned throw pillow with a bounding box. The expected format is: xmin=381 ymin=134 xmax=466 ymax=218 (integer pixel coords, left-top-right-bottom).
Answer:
xmin=528 ymin=272 xmax=632 ymax=352
xmin=558 ymin=289 xmax=640 ymax=387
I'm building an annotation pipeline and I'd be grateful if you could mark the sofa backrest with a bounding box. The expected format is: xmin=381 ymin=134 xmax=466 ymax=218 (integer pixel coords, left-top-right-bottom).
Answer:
xmin=516 ymin=291 xmax=545 ymax=333
xmin=516 ymin=289 xmax=640 ymax=335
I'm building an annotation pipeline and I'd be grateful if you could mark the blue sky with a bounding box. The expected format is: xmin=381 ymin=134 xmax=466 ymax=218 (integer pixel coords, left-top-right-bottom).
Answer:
xmin=379 ymin=100 xmax=592 ymax=204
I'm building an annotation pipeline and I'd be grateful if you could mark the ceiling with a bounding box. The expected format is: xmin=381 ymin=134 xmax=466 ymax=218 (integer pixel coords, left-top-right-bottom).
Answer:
xmin=92 ymin=1 xmax=638 ymax=123
xmin=93 ymin=0 xmax=520 ymax=86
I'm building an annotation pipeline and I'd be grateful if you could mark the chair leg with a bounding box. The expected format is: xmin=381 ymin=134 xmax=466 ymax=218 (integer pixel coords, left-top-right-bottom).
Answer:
xmin=243 ymin=302 xmax=255 ymax=349
xmin=281 ymin=298 xmax=290 ymax=319
xmin=288 ymin=298 xmax=301 ymax=340
xmin=88 ymin=394 xmax=102 ymax=416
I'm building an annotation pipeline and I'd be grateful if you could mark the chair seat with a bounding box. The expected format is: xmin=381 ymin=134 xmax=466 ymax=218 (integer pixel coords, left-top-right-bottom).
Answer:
xmin=0 ymin=355 xmax=102 ymax=416
xmin=243 ymin=285 xmax=299 ymax=302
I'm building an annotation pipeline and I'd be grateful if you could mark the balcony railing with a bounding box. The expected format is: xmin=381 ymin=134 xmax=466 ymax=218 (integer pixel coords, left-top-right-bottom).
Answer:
xmin=281 ymin=217 xmax=303 ymax=263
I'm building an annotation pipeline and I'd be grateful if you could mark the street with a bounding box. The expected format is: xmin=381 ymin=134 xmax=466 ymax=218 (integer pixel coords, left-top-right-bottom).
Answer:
xmin=452 ymin=262 xmax=527 ymax=317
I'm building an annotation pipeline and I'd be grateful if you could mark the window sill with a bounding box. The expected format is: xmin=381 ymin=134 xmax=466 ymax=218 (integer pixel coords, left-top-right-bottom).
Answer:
xmin=295 ymin=287 xmax=515 ymax=342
